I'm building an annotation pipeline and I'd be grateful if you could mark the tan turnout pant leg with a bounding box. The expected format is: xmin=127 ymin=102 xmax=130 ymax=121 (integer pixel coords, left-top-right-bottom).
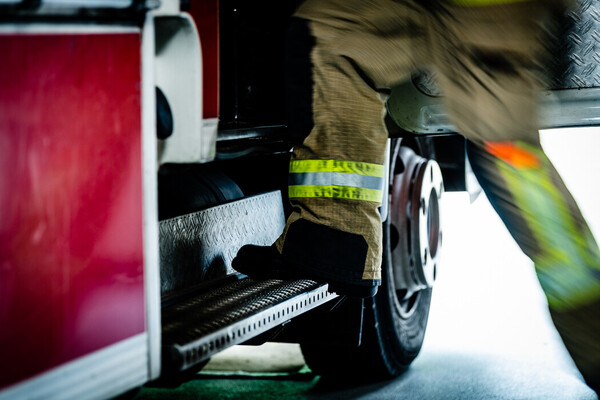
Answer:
xmin=275 ymin=0 xmax=429 ymax=287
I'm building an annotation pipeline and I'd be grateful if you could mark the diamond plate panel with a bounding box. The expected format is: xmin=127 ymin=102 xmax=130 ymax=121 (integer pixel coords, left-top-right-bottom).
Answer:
xmin=159 ymin=191 xmax=286 ymax=292
xmin=549 ymin=0 xmax=600 ymax=88
xmin=412 ymin=0 xmax=600 ymax=94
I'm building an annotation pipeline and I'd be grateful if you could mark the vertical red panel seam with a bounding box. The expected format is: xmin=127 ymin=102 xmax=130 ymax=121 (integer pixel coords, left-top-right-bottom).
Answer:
xmin=188 ymin=0 xmax=220 ymax=120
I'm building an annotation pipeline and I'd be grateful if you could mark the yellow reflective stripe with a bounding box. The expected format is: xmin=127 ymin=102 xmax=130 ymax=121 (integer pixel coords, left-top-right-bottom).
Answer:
xmin=289 ymin=160 xmax=384 ymax=177
xmin=448 ymin=0 xmax=528 ymax=5
xmin=289 ymin=185 xmax=383 ymax=203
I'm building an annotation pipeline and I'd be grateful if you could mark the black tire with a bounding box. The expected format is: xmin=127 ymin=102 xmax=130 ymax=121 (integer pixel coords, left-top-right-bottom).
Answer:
xmin=300 ymin=234 xmax=433 ymax=380
xmin=360 ymin=227 xmax=433 ymax=377
xmin=301 ymin=140 xmax=442 ymax=380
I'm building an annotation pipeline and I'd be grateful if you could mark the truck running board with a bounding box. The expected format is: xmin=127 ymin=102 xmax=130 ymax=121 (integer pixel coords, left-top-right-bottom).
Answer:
xmin=160 ymin=276 xmax=337 ymax=374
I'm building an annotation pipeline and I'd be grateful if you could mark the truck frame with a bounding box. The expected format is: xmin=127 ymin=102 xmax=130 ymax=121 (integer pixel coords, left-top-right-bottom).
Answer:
xmin=1 ymin=0 xmax=599 ymax=398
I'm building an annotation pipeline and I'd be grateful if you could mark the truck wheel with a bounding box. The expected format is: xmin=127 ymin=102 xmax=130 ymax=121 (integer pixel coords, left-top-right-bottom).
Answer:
xmin=301 ymin=139 xmax=443 ymax=380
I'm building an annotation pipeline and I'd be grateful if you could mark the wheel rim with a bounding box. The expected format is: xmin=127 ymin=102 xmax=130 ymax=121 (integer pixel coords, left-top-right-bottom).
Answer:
xmin=388 ymin=143 xmax=443 ymax=318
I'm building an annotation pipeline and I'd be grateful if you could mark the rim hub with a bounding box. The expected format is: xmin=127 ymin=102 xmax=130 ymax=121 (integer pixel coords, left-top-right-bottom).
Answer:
xmin=389 ymin=145 xmax=444 ymax=300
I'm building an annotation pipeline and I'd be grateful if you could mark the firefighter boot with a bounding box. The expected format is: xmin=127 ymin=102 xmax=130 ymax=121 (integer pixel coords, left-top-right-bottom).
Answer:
xmin=233 ymin=243 xmax=378 ymax=298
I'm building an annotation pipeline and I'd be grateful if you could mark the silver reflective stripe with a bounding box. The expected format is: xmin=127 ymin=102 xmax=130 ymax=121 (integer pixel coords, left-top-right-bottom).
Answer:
xmin=289 ymin=172 xmax=384 ymax=191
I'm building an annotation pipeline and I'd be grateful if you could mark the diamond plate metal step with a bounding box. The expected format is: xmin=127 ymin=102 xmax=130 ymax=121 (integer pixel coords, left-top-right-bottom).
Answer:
xmin=161 ymin=277 xmax=337 ymax=373
xmin=159 ymin=191 xmax=286 ymax=293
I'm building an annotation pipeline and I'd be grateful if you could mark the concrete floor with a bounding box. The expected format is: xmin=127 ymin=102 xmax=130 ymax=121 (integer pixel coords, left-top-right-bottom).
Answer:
xmin=134 ymin=129 xmax=600 ymax=399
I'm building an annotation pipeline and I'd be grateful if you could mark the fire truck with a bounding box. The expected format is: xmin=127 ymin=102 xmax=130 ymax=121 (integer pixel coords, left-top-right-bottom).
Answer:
xmin=1 ymin=0 xmax=598 ymax=399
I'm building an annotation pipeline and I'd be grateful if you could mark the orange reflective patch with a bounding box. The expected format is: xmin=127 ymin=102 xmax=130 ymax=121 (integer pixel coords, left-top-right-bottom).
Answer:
xmin=484 ymin=141 xmax=541 ymax=169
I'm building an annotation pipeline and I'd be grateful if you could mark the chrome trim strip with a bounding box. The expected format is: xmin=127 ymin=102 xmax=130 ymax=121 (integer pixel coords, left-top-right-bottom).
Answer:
xmin=43 ymin=0 xmax=132 ymax=7
xmin=0 ymin=334 xmax=148 ymax=400
xmin=141 ymin=13 xmax=162 ymax=381
xmin=540 ymin=88 xmax=600 ymax=129
xmin=0 ymin=0 xmax=134 ymax=7
xmin=0 ymin=25 xmax=139 ymax=34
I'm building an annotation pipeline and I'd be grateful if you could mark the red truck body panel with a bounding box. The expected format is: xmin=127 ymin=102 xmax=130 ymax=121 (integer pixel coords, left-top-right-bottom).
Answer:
xmin=0 ymin=33 xmax=145 ymax=389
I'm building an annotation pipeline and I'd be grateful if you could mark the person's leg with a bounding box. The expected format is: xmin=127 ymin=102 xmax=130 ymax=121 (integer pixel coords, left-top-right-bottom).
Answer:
xmin=234 ymin=0 xmax=428 ymax=296
xmin=429 ymin=1 xmax=600 ymax=389
xmin=467 ymin=140 xmax=600 ymax=390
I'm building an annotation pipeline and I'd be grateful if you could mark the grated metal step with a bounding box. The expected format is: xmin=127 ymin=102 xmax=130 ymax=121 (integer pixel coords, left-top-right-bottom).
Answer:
xmin=161 ymin=277 xmax=337 ymax=373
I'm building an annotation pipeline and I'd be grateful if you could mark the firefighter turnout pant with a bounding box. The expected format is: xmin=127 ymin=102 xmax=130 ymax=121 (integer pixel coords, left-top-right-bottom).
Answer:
xmin=275 ymin=0 xmax=600 ymax=388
